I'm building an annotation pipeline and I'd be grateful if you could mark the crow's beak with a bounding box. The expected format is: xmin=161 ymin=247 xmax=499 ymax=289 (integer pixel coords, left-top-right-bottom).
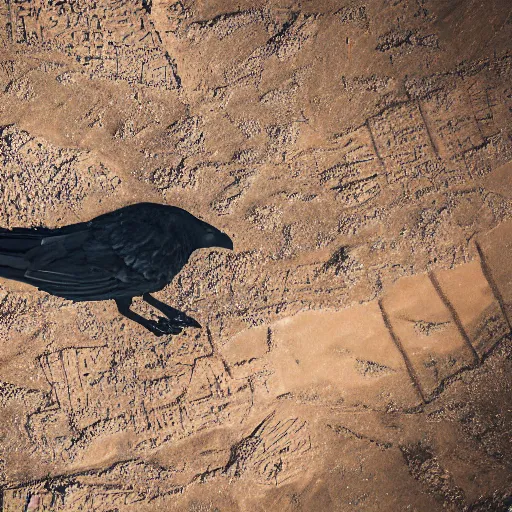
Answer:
xmin=216 ymin=231 xmax=234 ymax=250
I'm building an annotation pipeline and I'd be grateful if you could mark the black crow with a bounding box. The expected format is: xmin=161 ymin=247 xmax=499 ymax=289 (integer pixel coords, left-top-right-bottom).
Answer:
xmin=0 ymin=202 xmax=233 ymax=336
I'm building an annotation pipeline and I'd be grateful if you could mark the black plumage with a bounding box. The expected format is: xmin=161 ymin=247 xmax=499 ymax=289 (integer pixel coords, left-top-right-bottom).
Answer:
xmin=0 ymin=202 xmax=233 ymax=336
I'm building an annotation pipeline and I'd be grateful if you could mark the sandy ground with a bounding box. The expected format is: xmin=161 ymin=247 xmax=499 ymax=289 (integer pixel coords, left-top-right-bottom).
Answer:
xmin=0 ymin=0 xmax=511 ymax=510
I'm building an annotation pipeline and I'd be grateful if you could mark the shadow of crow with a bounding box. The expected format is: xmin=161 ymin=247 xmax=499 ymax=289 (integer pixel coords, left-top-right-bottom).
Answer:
xmin=0 ymin=202 xmax=233 ymax=336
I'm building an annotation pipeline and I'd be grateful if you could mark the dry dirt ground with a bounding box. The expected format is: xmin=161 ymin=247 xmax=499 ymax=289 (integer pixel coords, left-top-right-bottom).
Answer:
xmin=0 ymin=0 xmax=511 ymax=511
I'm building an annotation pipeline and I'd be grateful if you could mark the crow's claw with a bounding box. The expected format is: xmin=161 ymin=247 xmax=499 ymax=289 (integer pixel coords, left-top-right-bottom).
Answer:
xmin=156 ymin=317 xmax=183 ymax=335
xmin=146 ymin=320 xmax=167 ymax=337
xmin=146 ymin=318 xmax=182 ymax=336
xmin=171 ymin=312 xmax=201 ymax=329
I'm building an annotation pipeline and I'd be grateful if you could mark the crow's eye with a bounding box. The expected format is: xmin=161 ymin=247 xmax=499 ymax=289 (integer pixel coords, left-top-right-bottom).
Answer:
xmin=204 ymin=232 xmax=215 ymax=243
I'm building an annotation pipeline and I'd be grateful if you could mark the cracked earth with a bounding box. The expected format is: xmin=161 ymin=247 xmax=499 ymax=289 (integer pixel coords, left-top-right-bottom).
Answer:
xmin=0 ymin=0 xmax=511 ymax=511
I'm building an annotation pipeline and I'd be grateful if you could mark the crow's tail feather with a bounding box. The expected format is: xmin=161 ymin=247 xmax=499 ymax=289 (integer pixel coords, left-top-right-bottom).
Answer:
xmin=0 ymin=228 xmax=47 ymax=250
xmin=0 ymin=253 xmax=29 ymax=269
xmin=0 ymin=265 xmax=31 ymax=284
xmin=0 ymin=228 xmax=46 ymax=276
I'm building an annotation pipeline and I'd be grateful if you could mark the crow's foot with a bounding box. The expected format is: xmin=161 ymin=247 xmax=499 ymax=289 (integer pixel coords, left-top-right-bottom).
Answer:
xmin=146 ymin=317 xmax=183 ymax=336
xmin=142 ymin=293 xmax=201 ymax=329
xmin=167 ymin=311 xmax=201 ymax=329
xmin=117 ymin=296 xmax=197 ymax=337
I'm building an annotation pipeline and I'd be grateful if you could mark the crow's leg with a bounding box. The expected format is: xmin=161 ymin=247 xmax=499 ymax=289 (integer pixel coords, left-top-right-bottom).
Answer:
xmin=116 ymin=297 xmax=182 ymax=337
xmin=142 ymin=293 xmax=201 ymax=328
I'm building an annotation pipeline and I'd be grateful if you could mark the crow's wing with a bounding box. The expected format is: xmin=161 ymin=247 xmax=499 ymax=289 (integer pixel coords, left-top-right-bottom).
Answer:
xmin=89 ymin=206 xmax=190 ymax=283
xmin=18 ymin=227 xmax=130 ymax=300
xmin=16 ymin=206 xmax=189 ymax=300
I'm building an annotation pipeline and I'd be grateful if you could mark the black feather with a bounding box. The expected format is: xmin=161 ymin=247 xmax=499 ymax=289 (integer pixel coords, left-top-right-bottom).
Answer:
xmin=0 ymin=202 xmax=233 ymax=333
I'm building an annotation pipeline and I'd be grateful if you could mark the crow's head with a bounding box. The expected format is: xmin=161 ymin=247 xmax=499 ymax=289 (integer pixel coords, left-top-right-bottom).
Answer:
xmin=197 ymin=221 xmax=233 ymax=250
xmin=186 ymin=215 xmax=233 ymax=251
xmin=161 ymin=205 xmax=233 ymax=252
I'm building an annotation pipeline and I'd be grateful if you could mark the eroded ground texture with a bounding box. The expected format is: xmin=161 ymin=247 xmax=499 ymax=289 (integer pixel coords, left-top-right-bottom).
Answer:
xmin=0 ymin=0 xmax=511 ymax=511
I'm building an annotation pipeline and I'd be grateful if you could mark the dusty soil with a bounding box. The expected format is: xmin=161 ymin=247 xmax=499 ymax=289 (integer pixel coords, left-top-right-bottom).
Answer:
xmin=0 ymin=0 xmax=511 ymax=510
